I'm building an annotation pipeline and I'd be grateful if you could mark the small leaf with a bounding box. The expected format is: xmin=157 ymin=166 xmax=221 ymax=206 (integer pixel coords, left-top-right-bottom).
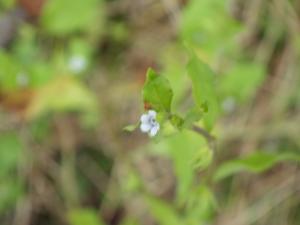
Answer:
xmin=180 ymin=0 xmax=240 ymax=60
xmin=0 ymin=133 xmax=22 ymax=177
xmin=25 ymin=76 xmax=98 ymax=119
xmin=170 ymin=114 xmax=184 ymax=129
xmin=68 ymin=208 xmax=105 ymax=225
xmin=214 ymin=152 xmax=300 ymax=181
xmin=220 ymin=61 xmax=265 ymax=103
xmin=0 ymin=0 xmax=16 ymax=9
xmin=166 ymin=130 xmax=206 ymax=203
xmin=142 ymin=68 xmax=173 ymax=112
xmin=120 ymin=218 xmax=139 ymax=225
xmin=41 ymin=0 xmax=101 ymax=35
xmin=184 ymin=185 xmax=217 ymax=223
xmin=187 ymin=54 xmax=219 ymax=130
xmin=0 ymin=133 xmax=24 ymax=212
xmin=146 ymin=197 xmax=181 ymax=225
xmin=192 ymin=146 xmax=213 ymax=170
xmin=0 ymin=50 xmax=20 ymax=91
xmin=182 ymin=106 xmax=202 ymax=128
xmin=123 ymin=123 xmax=139 ymax=132
xmin=0 ymin=178 xmax=23 ymax=213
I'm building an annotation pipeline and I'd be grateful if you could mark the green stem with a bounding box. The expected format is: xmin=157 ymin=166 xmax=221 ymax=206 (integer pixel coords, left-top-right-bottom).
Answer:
xmin=191 ymin=124 xmax=216 ymax=146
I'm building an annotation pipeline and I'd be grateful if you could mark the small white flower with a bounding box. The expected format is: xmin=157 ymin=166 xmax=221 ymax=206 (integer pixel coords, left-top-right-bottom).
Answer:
xmin=68 ymin=55 xmax=87 ymax=73
xmin=140 ymin=110 xmax=160 ymax=137
xmin=16 ymin=72 xmax=29 ymax=87
xmin=222 ymin=96 xmax=236 ymax=113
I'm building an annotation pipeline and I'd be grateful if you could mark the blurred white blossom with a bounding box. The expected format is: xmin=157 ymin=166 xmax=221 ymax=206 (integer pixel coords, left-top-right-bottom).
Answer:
xmin=16 ymin=72 xmax=29 ymax=87
xmin=68 ymin=55 xmax=87 ymax=73
xmin=140 ymin=110 xmax=160 ymax=137
xmin=222 ymin=96 xmax=236 ymax=113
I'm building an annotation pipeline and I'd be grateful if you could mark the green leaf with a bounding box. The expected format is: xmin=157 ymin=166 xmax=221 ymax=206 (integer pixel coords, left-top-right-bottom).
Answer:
xmin=187 ymin=54 xmax=219 ymax=130
xmin=0 ymin=0 xmax=16 ymax=9
xmin=180 ymin=0 xmax=240 ymax=59
xmin=41 ymin=0 xmax=102 ymax=35
xmin=29 ymin=62 xmax=54 ymax=87
xmin=0 ymin=133 xmax=24 ymax=213
xmin=182 ymin=106 xmax=202 ymax=128
xmin=68 ymin=208 xmax=105 ymax=225
xmin=0 ymin=133 xmax=22 ymax=177
xmin=170 ymin=114 xmax=184 ymax=129
xmin=142 ymin=68 xmax=173 ymax=112
xmin=123 ymin=123 xmax=139 ymax=132
xmin=0 ymin=51 xmax=20 ymax=91
xmin=0 ymin=178 xmax=23 ymax=213
xmin=12 ymin=25 xmax=37 ymax=65
xmin=214 ymin=152 xmax=300 ymax=181
xmin=119 ymin=218 xmax=139 ymax=225
xmin=26 ymin=76 xmax=98 ymax=119
xmin=192 ymin=146 xmax=213 ymax=170
xmin=184 ymin=185 xmax=217 ymax=224
xmin=69 ymin=39 xmax=93 ymax=57
xmin=121 ymin=170 xmax=141 ymax=193
xmin=220 ymin=61 xmax=265 ymax=103
xmin=146 ymin=197 xmax=181 ymax=225
xmin=165 ymin=130 xmax=206 ymax=203
xmin=161 ymin=45 xmax=189 ymax=107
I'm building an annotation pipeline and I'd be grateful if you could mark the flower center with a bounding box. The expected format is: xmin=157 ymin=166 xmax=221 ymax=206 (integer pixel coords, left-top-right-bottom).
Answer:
xmin=149 ymin=117 xmax=156 ymax=126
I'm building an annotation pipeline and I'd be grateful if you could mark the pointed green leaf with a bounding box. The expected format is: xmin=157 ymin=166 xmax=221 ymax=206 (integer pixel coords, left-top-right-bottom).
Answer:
xmin=187 ymin=54 xmax=219 ymax=130
xmin=183 ymin=106 xmax=203 ymax=128
xmin=26 ymin=76 xmax=98 ymax=119
xmin=192 ymin=146 xmax=213 ymax=170
xmin=220 ymin=61 xmax=265 ymax=102
xmin=170 ymin=114 xmax=184 ymax=129
xmin=214 ymin=152 xmax=300 ymax=181
xmin=68 ymin=208 xmax=105 ymax=225
xmin=166 ymin=130 xmax=206 ymax=203
xmin=0 ymin=133 xmax=22 ymax=177
xmin=41 ymin=0 xmax=102 ymax=35
xmin=146 ymin=197 xmax=181 ymax=225
xmin=184 ymin=185 xmax=217 ymax=224
xmin=142 ymin=68 xmax=173 ymax=112
xmin=123 ymin=123 xmax=139 ymax=132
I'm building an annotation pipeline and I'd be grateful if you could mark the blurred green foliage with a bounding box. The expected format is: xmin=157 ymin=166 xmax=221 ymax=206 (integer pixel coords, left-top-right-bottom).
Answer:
xmin=41 ymin=0 xmax=103 ymax=35
xmin=187 ymin=53 xmax=219 ymax=130
xmin=0 ymin=0 xmax=299 ymax=224
xmin=214 ymin=151 xmax=300 ymax=181
xmin=0 ymin=0 xmax=15 ymax=9
xmin=0 ymin=133 xmax=23 ymax=212
xmin=68 ymin=208 xmax=105 ymax=225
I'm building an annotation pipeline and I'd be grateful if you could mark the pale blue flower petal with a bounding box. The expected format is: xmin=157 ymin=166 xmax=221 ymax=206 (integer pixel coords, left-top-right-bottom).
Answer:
xmin=148 ymin=110 xmax=157 ymax=118
xmin=140 ymin=114 xmax=150 ymax=123
xmin=140 ymin=123 xmax=151 ymax=132
xmin=149 ymin=123 xmax=160 ymax=137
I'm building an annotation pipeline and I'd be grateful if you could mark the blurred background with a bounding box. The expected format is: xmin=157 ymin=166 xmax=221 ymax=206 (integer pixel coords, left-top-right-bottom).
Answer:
xmin=0 ymin=0 xmax=300 ymax=225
